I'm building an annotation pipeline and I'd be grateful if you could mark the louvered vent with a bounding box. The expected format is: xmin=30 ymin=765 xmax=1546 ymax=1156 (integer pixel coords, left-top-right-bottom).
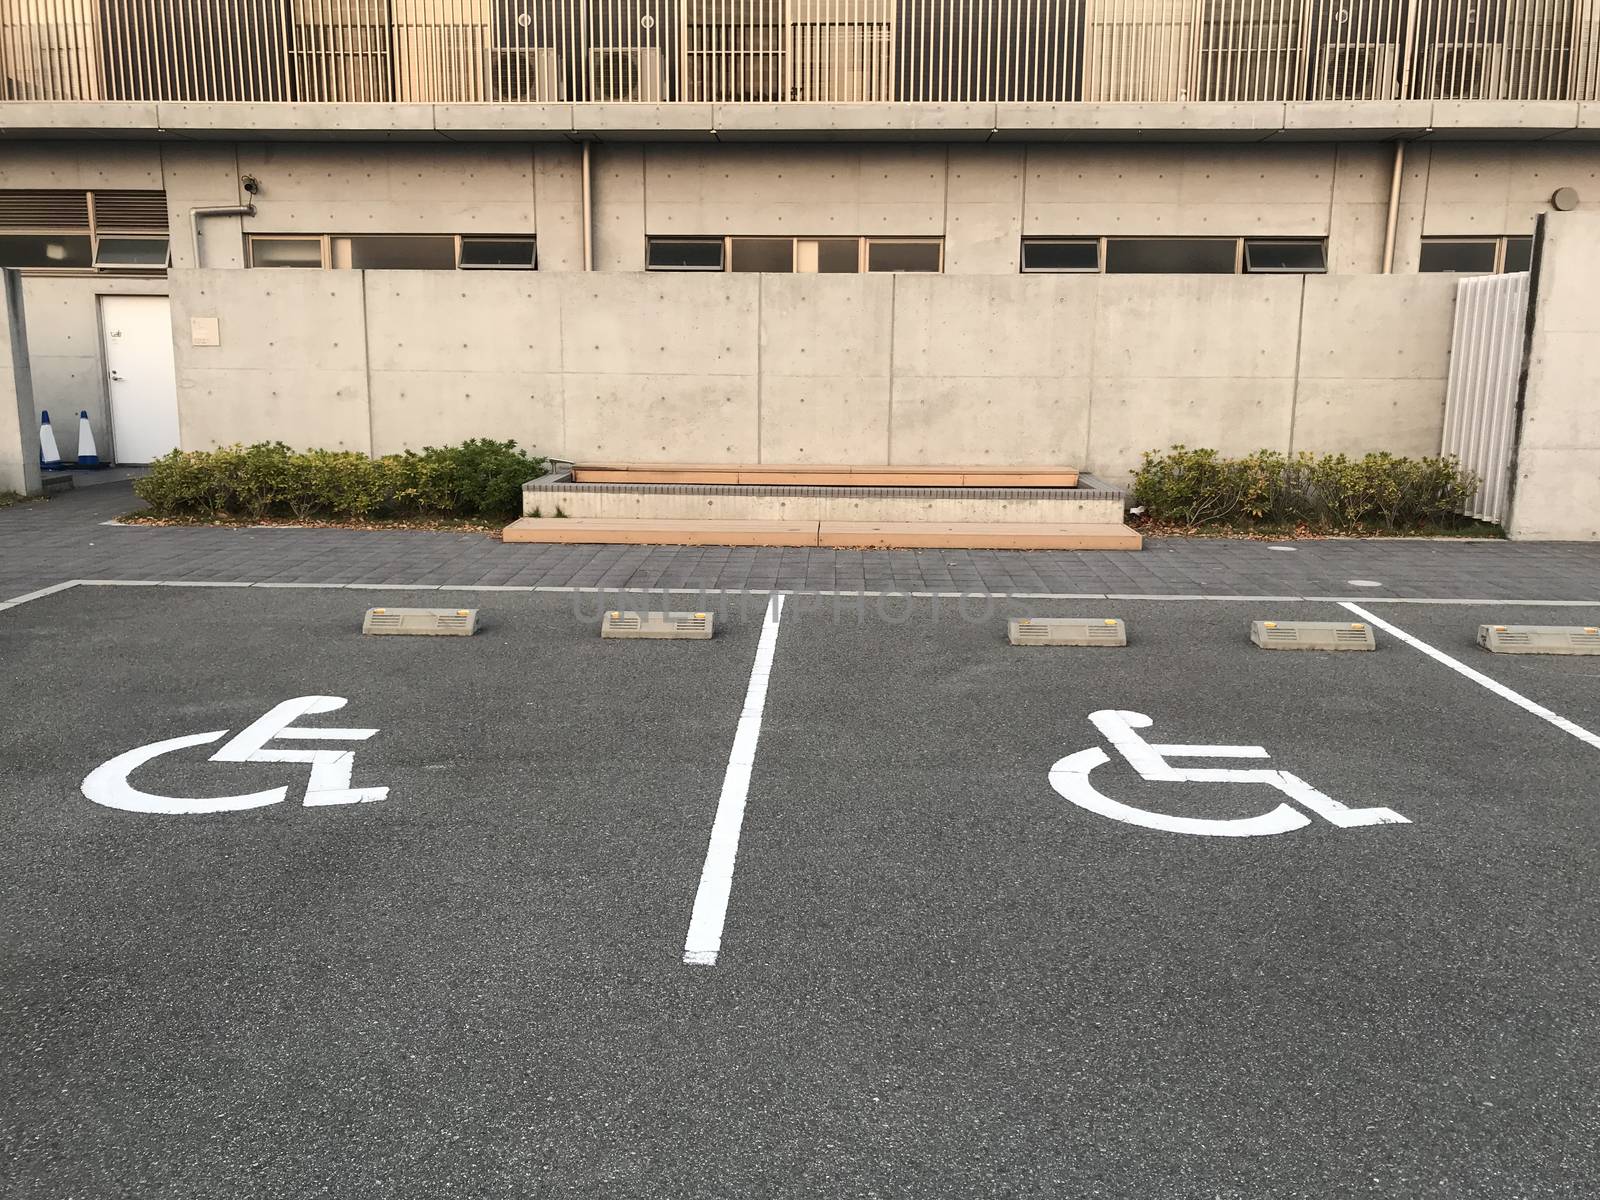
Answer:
xmin=92 ymin=191 xmax=170 ymax=231
xmin=601 ymin=610 xmax=715 ymax=640
xmin=1478 ymin=624 xmax=1600 ymax=656
xmin=1250 ymin=621 xmax=1377 ymax=651
xmin=0 ymin=190 xmax=91 ymax=230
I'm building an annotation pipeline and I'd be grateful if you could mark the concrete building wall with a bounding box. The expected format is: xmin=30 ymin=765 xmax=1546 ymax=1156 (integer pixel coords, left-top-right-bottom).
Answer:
xmin=3 ymin=137 xmax=1592 ymax=470
xmin=1508 ymin=212 xmax=1600 ymax=541
xmin=168 ymin=266 xmax=1457 ymax=482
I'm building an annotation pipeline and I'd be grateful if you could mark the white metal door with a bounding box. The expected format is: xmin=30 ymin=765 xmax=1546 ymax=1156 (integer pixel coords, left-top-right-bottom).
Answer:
xmin=100 ymin=295 xmax=180 ymax=464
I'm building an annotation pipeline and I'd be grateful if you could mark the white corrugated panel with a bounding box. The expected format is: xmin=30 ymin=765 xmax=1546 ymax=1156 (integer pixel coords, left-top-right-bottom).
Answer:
xmin=1441 ymin=271 xmax=1530 ymax=524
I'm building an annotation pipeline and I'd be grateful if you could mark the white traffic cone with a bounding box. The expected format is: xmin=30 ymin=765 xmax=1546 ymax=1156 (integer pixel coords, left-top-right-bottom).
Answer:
xmin=75 ymin=409 xmax=103 ymax=468
xmin=38 ymin=410 xmax=63 ymax=471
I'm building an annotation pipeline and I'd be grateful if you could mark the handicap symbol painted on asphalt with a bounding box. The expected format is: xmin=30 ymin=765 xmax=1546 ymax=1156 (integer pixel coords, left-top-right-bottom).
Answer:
xmin=81 ymin=696 xmax=389 ymax=815
xmin=1048 ymin=710 xmax=1408 ymax=837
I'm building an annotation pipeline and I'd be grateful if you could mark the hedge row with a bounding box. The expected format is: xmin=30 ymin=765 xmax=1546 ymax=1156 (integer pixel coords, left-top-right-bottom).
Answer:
xmin=1131 ymin=446 xmax=1481 ymax=531
xmin=133 ymin=440 xmax=548 ymax=522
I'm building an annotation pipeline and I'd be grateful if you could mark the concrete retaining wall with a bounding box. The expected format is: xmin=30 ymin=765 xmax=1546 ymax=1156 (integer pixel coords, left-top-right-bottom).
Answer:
xmin=168 ymin=267 xmax=1458 ymax=482
xmin=1508 ymin=212 xmax=1600 ymax=541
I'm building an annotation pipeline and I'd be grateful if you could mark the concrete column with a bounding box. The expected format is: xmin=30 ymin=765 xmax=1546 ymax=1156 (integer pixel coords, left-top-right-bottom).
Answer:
xmin=1507 ymin=211 xmax=1600 ymax=540
xmin=1 ymin=270 xmax=42 ymax=496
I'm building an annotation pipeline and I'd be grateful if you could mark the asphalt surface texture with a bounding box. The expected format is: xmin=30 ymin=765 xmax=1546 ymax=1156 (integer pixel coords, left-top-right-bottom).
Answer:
xmin=3 ymin=584 xmax=1597 ymax=1199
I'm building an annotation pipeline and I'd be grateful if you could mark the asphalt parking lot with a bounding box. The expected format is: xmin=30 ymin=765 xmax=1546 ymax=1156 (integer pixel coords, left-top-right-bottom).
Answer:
xmin=3 ymin=584 xmax=1598 ymax=1199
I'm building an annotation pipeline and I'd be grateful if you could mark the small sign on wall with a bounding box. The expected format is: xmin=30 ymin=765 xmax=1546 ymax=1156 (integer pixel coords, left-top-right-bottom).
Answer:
xmin=190 ymin=316 xmax=221 ymax=347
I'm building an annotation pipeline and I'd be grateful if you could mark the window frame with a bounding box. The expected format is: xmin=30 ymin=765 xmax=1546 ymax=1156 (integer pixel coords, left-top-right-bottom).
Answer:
xmin=864 ymin=237 xmax=945 ymax=274
xmin=458 ymin=235 xmax=538 ymax=270
xmin=247 ymin=233 xmax=539 ymax=271
xmin=1103 ymin=235 xmax=1243 ymax=275
xmin=246 ymin=234 xmax=331 ymax=269
xmin=1019 ymin=235 xmax=1331 ymax=276
xmin=646 ymin=235 xmax=944 ymax=274
xmin=92 ymin=235 xmax=172 ymax=271
xmin=0 ymin=188 xmax=169 ymax=276
xmin=1020 ymin=237 xmax=1103 ymax=274
xmin=646 ymin=236 xmax=727 ymax=272
xmin=1418 ymin=236 xmax=1505 ymax=275
xmin=1242 ymin=237 xmax=1328 ymax=275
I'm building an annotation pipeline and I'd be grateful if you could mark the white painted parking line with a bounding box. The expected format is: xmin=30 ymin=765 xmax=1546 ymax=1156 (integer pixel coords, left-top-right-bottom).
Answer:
xmin=0 ymin=579 xmax=81 ymax=611
xmin=1341 ymin=602 xmax=1600 ymax=753
xmin=4 ymin=578 xmax=1600 ymax=613
xmin=682 ymin=593 xmax=786 ymax=968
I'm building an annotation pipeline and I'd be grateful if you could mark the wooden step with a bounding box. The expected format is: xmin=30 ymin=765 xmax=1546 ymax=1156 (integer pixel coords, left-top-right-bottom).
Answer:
xmin=818 ymin=521 xmax=1142 ymax=551
xmin=504 ymin=517 xmax=1141 ymax=551
xmin=503 ymin=517 xmax=820 ymax=547
xmin=570 ymin=463 xmax=1080 ymax=488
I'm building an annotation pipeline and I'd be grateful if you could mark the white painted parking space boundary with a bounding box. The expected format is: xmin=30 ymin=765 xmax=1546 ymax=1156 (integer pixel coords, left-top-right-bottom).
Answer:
xmin=5 ymin=579 xmax=1600 ymax=610
xmin=0 ymin=580 xmax=83 ymax=612
xmin=1341 ymin=602 xmax=1600 ymax=753
xmin=682 ymin=594 xmax=785 ymax=968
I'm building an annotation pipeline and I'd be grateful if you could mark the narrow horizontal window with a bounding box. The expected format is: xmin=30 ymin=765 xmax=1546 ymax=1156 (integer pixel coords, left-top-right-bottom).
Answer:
xmin=459 ymin=237 xmax=537 ymax=269
xmin=1105 ymin=238 xmax=1236 ymax=274
xmin=332 ymin=235 xmax=456 ymax=271
xmin=1021 ymin=239 xmax=1101 ymax=273
xmin=798 ymin=237 xmax=860 ymax=273
xmin=647 ymin=237 xmax=724 ymax=271
xmin=730 ymin=236 xmax=795 ymax=273
xmin=1243 ymin=239 xmax=1327 ymax=274
xmin=1502 ymin=236 xmax=1533 ymax=273
xmin=0 ymin=234 xmax=93 ymax=269
xmin=248 ymin=237 xmax=324 ymax=268
xmin=1418 ymin=239 xmax=1498 ymax=274
xmin=866 ymin=239 xmax=942 ymax=273
xmin=94 ymin=236 xmax=170 ymax=269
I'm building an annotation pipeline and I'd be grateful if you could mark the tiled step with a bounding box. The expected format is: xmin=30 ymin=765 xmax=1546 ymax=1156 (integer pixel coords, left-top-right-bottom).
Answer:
xmin=570 ymin=463 xmax=1081 ymax=488
xmin=503 ymin=517 xmax=1142 ymax=551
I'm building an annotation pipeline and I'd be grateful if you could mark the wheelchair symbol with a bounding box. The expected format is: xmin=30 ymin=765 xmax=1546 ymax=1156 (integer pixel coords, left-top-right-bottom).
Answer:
xmin=1048 ymin=710 xmax=1408 ymax=837
xmin=81 ymin=696 xmax=388 ymax=815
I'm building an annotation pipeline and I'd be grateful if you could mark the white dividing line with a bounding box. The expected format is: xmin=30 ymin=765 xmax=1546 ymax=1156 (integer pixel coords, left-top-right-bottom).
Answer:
xmin=0 ymin=579 xmax=82 ymax=611
xmin=2 ymin=578 xmax=1599 ymax=609
xmin=682 ymin=593 xmax=786 ymax=967
xmin=1341 ymin=601 xmax=1600 ymax=752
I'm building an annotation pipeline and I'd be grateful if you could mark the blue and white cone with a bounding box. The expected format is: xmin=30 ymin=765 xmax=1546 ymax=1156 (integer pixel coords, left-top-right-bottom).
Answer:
xmin=38 ymin=410 xmax=63 ymax=471
xmin=75 ymin=410 xmax=103 ymax=468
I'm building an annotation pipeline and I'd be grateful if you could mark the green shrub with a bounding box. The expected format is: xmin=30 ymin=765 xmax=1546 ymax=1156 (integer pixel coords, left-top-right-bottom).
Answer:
xmin=134 ymin=440 xmax=548 ymax=522
xmin=1131 ymin=445 xmax=1481 ymax=533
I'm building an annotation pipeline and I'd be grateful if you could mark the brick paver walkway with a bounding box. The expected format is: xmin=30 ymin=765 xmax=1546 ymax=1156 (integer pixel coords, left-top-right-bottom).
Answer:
xmin=4 ymin=480 xmax=1600 ymax=602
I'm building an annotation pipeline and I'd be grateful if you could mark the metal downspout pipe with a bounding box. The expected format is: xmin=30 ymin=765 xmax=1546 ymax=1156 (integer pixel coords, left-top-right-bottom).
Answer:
xmin=190 ymin=204 xmax=257 ymax=269
xmin=581 ymin=142 xmax=593 ymax=272
xmin=1382 ymin=142 xmax=1406 ymax=275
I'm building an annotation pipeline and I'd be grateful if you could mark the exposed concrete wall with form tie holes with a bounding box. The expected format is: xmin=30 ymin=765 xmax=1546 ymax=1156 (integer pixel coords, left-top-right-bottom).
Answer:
xmin=167 ymin=266 xmax=1459 ymax=485
xmin=8 ymin=134 xmax=1596 ymax=475
xmin=1508 ymin=211 xmax=1600 ymax=541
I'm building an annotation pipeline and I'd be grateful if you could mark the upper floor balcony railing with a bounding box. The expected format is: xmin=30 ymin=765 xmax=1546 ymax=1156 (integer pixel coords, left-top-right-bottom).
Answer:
xmin=3 ymin=1 xmax=1599 ymax=107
